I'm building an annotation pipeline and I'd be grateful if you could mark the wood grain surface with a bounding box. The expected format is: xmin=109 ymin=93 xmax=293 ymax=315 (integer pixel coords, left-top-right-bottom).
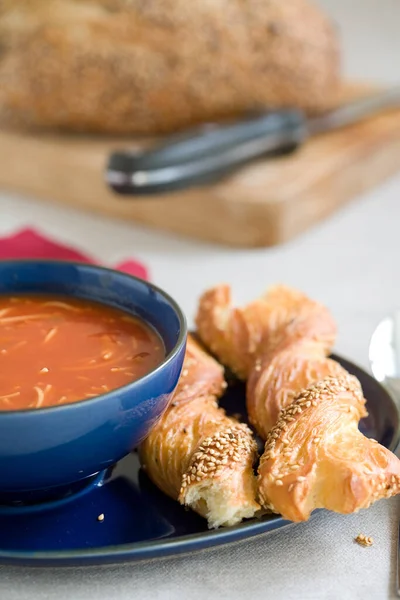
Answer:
xmin=0 ymin=83 xmax=399 ymax=247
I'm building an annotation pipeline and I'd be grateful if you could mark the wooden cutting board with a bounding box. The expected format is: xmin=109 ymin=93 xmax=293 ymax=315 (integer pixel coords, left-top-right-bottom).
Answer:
xmin=0 ymin=83 xmax=400 ymax=248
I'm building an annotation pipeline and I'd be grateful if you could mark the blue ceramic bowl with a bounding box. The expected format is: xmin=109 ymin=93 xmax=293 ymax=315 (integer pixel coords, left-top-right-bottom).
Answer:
xmin=0 ymin=260 xmax=187 ymax=504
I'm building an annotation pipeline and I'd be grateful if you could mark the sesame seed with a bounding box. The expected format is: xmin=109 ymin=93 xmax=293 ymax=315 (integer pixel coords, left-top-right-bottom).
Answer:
xmin=179 ymin=424 xmax=257 ymax=498
xmin=355 ymin=534 xmax=373 ymax=547
xmin=97 ymin=514 xmax=104 ymax=522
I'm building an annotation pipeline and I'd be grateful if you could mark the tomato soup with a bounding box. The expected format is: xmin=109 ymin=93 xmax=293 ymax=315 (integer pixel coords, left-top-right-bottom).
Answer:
xmin=0 ymin=295 xmax=165 ymax=411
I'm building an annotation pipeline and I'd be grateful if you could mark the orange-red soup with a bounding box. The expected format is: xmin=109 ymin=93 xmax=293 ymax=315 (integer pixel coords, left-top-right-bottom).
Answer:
xmin=0 ymin=295 xmax=165 ymax=411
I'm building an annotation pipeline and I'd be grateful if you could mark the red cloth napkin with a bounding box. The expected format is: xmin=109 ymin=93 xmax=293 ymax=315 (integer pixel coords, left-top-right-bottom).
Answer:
xmin=0 ymin=228 xmax=149 ymax=280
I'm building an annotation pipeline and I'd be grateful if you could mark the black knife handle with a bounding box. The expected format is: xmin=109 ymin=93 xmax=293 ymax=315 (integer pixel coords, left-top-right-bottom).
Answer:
xmin=106 ymin=109 xmax=308 ymax=195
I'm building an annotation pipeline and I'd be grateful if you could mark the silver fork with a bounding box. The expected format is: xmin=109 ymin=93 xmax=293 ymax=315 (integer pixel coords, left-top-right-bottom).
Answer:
xmin=368 ymin=314 xmax=400 ymax=597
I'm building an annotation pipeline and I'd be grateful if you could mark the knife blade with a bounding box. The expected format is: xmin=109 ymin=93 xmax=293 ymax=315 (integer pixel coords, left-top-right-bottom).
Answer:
xmin=106 ymin=86 xmax=400 ymax=195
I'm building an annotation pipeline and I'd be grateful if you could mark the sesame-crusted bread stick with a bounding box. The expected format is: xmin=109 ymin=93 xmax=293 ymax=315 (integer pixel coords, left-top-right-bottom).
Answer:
xmin=196 ymin=284 xmax=339 ymax=438
xmin=258 ymin=376 xmax=400 ymax=522
xmin=196 ymin=284 xmax=400 ymax=522
xmin=139 ymin=334 xmax=259 ymax=529
xmin=195 ymin=284 xmax=336 ymax=381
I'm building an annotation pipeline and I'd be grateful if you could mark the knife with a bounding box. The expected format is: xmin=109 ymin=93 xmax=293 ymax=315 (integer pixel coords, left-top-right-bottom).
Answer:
xmin=106 ymin=87 xmax=400 ymax=195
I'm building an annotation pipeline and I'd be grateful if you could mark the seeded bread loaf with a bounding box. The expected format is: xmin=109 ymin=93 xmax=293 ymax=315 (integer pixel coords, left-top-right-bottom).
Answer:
xmin=139 ymin=334 xmax=260 ymax=529
xmin=0 ymin=0 xmax=340 ymax=135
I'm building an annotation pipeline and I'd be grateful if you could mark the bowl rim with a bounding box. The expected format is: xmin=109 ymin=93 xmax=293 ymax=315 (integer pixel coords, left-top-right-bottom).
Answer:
xmin=0 ymin=258 xmax=187 ymax=415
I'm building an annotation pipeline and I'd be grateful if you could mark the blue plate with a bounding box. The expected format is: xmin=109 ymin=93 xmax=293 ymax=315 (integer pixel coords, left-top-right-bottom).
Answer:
xmin=0 ymin=354 xmax=398 ymax=567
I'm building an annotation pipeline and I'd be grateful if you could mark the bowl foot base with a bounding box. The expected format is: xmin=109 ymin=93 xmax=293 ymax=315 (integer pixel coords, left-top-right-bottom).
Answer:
xmin=0 ymin=469 xmax=109 ymax=513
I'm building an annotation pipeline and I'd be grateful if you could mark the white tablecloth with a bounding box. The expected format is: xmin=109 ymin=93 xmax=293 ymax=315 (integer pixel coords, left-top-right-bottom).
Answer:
xmin=0 ymin=1 xmax=400 ymax=598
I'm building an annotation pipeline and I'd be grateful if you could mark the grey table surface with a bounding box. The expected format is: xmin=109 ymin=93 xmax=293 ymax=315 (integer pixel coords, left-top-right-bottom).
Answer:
xmin=1 ymin=1 xmax=400 ymax=598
